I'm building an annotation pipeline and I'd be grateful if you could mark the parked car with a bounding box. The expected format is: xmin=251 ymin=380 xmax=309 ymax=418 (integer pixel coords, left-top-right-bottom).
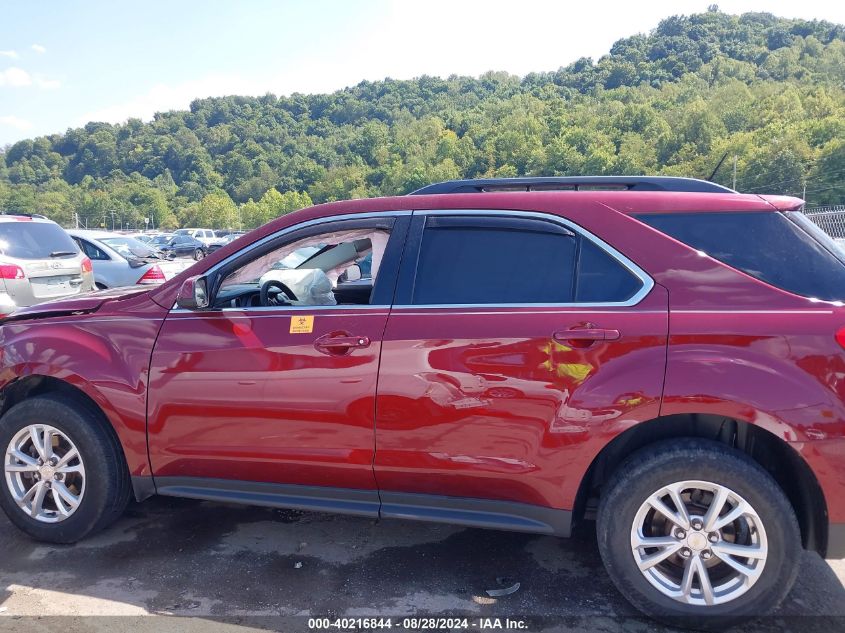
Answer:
xmin=150 ymin=234 xmax=207 ymax=260
xmin=0 ymin=213 xmax=94 ymax=316
xmin=206 ymin=232 xmax=244 ymax=254
xmin=68 ymin=230 xmax=194 ymax=288
xmin=214 ymin=229 xmax=245 ymax=240
xmin=3 ymin=176 xmax=845 ymax=628
xmin=126 ymin=233 xmax=156 ymax=245
xmin=174 ymin=228 xmax=219 ymax=247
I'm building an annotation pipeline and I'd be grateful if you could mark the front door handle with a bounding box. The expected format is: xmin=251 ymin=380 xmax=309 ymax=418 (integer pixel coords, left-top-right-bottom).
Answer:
xmin=314 ymin=332 xmax=371 ymax=355
xmin=553 ymin=327 xmax=620 ymax=344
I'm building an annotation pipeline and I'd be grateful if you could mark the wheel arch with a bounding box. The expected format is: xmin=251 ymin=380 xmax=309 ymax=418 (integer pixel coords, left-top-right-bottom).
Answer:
xmin=0 ymin=375 xmax=138 ymax=498
xmin=575 ymin=413 xmax=829 ymax=556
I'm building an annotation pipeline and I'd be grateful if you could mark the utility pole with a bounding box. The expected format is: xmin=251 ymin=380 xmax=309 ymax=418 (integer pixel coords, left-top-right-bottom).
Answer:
xmin=732 ymin=155 xmax=738 ymax=191
xmin=803 ymin=181 xmax=807 ymax=204
xmin=110 ymin=209 xmax=116 ymax=231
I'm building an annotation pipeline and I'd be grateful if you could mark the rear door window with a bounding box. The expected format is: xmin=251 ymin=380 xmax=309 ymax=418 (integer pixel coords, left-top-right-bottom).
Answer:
xmin=73 ymin=238 xmax=109 ymax=260
xmin=410 ymin=215 xmax=643 ymax=305
xmin=638 ymin=211 xmax=845 ymax=301
xmin=0 ymin=221 xmax=79 ymax=260
xmin=575 ymin=238 xmax=642 ymax=303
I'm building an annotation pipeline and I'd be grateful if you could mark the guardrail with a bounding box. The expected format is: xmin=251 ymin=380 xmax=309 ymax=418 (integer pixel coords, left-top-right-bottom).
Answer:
xmin=804 ymin=206 xmax=845 ymax=240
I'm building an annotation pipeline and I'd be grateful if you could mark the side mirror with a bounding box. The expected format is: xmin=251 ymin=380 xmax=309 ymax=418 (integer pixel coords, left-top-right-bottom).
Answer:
xmin=176 ymin=275 xmax=210 ymax=310
xmin=345 ymin=264 xmax=362 ymax=282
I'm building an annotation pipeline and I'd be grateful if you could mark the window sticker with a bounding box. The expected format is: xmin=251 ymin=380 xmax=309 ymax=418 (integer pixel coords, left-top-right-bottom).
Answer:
xmin=290 ymin=315 xmax=314 ymax=334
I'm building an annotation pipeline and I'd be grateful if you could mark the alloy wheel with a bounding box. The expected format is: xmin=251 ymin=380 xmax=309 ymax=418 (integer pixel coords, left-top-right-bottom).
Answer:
xmin=4 ymin=424 xmax=86 ymax=523
xmin=630 ymin=480 xmax=768 ymax=606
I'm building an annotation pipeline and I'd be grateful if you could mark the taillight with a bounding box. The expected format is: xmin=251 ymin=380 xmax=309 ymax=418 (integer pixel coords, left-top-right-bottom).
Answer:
xmin=137 ymin=265 xmax=166 ymax=284
xmin=836 ymin=327 xmax=845 ymax=350
xmin=81 ymin=256 xmax=93 ymax=274
xmin=0 ymin=264 xmax=24 ymax=280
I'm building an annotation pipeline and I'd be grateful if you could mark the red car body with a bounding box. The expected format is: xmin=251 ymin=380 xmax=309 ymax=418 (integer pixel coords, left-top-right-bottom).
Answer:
xmin=1 ymin=188 xmax=844 ymax=557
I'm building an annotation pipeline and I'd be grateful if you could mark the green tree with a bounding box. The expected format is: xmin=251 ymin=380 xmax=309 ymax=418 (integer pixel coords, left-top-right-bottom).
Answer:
xmin=181 ymin=191 xmax=240 ymax=229
xmin=241 ymin=189 xmax=312 ymax=228
xmin=807 ymin=139 xmax=845 ymax=205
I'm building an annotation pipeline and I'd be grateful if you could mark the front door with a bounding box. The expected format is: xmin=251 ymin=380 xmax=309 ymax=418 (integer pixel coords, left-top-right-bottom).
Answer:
xmin=374 ymin=211 xmax=668 ymax=523
xmin=147 ymin=213 xmax=409 ymax=512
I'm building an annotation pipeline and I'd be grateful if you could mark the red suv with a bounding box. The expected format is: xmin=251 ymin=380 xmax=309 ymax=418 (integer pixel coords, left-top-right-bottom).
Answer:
xmin=1 ymin=177 xmax=844 ymax=626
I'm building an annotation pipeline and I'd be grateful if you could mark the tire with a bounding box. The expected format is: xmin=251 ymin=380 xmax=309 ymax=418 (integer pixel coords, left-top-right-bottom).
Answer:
xmin=0 ymin=394 xmax=130 ymax=543
xmin=193 ymin=248 xmax=205 ymax=261
xmin=596 ymin=438 xmax=800 ymax=630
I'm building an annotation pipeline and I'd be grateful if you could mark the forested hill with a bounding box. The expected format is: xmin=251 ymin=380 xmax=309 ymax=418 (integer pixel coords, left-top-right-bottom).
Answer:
xmin=2 ymin=7 xmax=845 ymax=230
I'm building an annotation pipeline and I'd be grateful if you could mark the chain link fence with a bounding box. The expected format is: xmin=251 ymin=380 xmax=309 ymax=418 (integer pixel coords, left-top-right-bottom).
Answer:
xmin=804 ymin=206 xmax=845 ymax=240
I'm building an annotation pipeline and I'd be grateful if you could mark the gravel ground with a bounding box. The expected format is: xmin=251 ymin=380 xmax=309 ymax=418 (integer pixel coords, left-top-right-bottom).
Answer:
xmin=0 ymin=496 xmax=844 ymax=633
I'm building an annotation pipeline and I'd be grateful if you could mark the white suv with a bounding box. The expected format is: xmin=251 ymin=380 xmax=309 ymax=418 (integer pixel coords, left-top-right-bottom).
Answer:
xmin=174 ymin=228 xmax=220 ymax=247
xmin=0 ymin=213 xmax=94 ymax=315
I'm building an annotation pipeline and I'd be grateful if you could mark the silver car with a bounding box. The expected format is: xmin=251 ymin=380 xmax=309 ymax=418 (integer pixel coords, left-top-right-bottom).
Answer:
xmin=68 ymin=230 xmax=193 ymax=289
xmin=0 ymin=213 xmax=94 ymax=315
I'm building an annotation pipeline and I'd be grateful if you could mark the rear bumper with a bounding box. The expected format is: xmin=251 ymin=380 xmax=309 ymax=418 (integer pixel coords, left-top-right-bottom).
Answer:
xmin=826 ymin=523 xmax=845 ymax=559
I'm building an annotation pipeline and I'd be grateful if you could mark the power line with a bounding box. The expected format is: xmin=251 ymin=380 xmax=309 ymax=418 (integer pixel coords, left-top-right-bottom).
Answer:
xmin=803 ymin=182 xmax=845 ymax=196
xmin=739 ymin=164 xmax=845 ymax=194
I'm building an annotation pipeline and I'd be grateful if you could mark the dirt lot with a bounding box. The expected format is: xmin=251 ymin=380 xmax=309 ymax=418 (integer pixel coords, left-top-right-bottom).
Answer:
xmin=0 ymin=496 xmax=844 ymax=633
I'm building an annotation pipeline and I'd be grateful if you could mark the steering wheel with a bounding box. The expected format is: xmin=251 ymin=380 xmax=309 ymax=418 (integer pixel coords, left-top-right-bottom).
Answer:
xmin=260 ymin=279 xmax=299 ymax=307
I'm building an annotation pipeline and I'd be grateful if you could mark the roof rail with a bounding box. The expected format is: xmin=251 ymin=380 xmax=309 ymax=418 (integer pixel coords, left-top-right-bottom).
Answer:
xmin=1 ymin=211 xmax=47 ymax=219
xmin=409 ymin=176 xmax=735 ymax=195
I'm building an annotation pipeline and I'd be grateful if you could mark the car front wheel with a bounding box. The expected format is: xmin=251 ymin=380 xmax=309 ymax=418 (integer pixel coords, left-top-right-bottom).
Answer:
xmin=0 ymin=395 xmax=130 ymax=543
xmin=597 ymin=439 xmax=801 ymax=629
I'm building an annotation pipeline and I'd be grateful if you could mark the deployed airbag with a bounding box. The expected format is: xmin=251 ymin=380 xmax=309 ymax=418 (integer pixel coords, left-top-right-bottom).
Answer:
xmin=258 ymin=268 xmax=337 ymax=306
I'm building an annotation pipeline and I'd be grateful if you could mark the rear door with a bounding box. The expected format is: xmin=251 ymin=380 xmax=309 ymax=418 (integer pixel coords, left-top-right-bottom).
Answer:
xmin=174 ymin=236 xmax=193 ymax=256
xmin=374 ymin=210 xmax=668 ymax=520
xmin=73 ymin=237 xmax=119 ymax=288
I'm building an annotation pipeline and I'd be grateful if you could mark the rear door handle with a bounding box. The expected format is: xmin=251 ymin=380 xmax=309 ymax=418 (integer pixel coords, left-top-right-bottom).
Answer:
xmin=314 ymin=332 xmax=371 ymax=355
xmin=553 ymin=328 xmax=620 ymax=342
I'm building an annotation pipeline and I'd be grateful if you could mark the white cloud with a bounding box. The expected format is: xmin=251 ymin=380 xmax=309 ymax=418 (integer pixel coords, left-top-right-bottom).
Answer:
xmin=0 ymin=115 xmax=33 ymax=131
xmin=0 ymin=50 xmax=18 ymax=59
xmin=31 ymin=44 xmax=46 ymax=54
xmin=0 ymin=67 xmax=60 ymax=90
xmin=0 ymin=67 xmax=32 ymax=87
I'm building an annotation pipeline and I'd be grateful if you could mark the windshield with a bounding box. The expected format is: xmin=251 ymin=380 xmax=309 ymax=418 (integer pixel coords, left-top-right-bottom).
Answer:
xmin=152 ymin=236 xmax=173 ymax=245
xmin=274 ymin=245 xmax=324 ymax=270
xmin=0 ymin=221 xmax=79 ymax=260
xmin=100 ymin=236 xmax=159 ymax=260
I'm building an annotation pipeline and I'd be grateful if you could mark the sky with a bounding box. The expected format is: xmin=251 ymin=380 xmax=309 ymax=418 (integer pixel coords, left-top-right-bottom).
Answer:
xmin=1 ymin=0 xmax=845 ymax=146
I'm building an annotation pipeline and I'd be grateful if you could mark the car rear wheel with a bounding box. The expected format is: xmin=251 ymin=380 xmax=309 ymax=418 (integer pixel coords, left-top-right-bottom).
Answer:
xmin=193 ymin=248 xmax=205 ymax=261
xmin=596 ymin=439 xmax=800 ymax=629
xmin=0 ymin=394 xmax=130 ymax=543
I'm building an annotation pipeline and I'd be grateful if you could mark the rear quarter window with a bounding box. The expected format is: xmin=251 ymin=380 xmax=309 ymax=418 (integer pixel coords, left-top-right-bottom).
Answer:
xmin=0 ymin=221 xmax=79 ymax=260
xmin=637 ymin=211 xmax=845 ymax=301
